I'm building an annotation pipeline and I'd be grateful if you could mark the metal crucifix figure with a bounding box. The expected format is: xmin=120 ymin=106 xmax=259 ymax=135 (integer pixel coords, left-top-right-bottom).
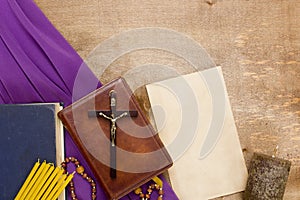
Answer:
xmin=98 ymin=111 xmax=128 ymax=147
xmin=88 ymin=90 xmax=138 ymax=178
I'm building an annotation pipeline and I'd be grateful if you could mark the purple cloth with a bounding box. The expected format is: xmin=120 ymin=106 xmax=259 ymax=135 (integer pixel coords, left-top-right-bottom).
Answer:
xmin=0 ymin=0 xmax=179 ymax=199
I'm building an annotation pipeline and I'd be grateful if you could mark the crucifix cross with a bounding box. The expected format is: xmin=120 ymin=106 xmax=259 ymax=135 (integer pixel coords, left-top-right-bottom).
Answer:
xmin=88 ymin=90 xmax=138 ymax=178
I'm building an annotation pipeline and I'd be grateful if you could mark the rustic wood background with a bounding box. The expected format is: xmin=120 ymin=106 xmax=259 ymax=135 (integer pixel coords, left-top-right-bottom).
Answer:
xmin=34 ymin=0 xmax=300 ymax=199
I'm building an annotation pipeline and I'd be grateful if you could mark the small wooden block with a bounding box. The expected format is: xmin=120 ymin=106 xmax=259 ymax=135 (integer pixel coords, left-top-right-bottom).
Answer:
xmin=244 ymin=153 xmax=291 ymax=200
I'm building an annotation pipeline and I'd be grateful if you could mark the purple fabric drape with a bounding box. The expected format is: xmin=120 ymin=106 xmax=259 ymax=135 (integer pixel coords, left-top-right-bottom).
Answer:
xmin=0 ymin=0 xmax=179 ymax=199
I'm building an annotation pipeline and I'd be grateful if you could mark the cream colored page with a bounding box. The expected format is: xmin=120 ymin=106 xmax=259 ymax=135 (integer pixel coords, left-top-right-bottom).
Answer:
xmin=55 ymin=104 xmax=65 ymax=200
xmin=146 ymin=67 xmax=248 ymax=200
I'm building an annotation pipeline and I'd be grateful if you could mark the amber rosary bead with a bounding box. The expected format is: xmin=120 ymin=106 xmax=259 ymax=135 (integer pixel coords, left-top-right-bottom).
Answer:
xmin=76 ymin=166 xmax=85 ymax=174
xmin=158 ymin=189 xmax=163 ymax=195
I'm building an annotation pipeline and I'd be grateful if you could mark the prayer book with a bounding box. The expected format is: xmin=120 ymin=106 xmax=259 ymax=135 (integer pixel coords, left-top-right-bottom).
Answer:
xmin=57 ymin=77 xmax=172 ymax=200
xmin=0 ymin=103 xmax=65 ymax=200
xmin=146 ymin=67 xmax=248 ymax=199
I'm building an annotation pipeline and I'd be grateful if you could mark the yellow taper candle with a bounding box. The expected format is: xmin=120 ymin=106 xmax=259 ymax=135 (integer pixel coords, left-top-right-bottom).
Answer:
xmin=46 ymin=173 xmax=67 ymax=200
xmin=19 ymin=161 xmax=47 ymax=200
xmin=14 ymin=159 xmax=40 ymax=200
xmin=35 ymin=166 xmax=60 ymax=200
xmin=25 ymin=163 xmax=51 ymax=200
xmin=40 ymin=167 xmax=64 ymax=200
xmin=51 ymin=172 xmax=75 ymax=200
xmin=30 ymin=164 xmax=55 ymax=200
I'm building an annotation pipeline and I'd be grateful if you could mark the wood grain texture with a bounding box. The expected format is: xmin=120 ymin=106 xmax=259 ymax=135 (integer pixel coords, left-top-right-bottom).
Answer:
xmin=34 ymin=0 xmax=300 ymax=199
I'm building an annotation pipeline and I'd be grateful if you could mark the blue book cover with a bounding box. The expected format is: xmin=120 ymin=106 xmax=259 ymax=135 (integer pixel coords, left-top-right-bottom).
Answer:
xmin=0 ymin=103 xmax=64 ymax=199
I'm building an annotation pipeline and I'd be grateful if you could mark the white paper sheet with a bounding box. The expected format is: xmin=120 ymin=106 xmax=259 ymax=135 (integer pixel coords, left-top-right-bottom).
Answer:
xmin=146 ymin=67 xmax=248 ymax=200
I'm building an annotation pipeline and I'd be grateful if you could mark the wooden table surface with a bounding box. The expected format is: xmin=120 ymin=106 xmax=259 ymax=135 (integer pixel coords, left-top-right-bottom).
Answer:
xmin=34 ymin=0 xmax=300 ymax=199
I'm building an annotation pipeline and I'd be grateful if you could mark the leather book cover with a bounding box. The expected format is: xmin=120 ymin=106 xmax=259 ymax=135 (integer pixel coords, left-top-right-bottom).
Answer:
xmin=58 ymin=77 xmax=172 ymax=200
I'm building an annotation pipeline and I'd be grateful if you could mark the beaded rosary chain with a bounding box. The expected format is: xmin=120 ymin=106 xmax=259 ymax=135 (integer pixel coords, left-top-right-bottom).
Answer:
xmin=134 ymin=183 xmax=164 ymax=200
xmin=61 ymin=157 xmax=97 ymax=200
xmin=62 ymin=157 xmax=164 ymax=200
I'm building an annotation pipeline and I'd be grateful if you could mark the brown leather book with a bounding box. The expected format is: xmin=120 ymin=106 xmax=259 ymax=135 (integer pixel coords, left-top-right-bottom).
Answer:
xmin=58 ymin=77 xmax=172 ymax=200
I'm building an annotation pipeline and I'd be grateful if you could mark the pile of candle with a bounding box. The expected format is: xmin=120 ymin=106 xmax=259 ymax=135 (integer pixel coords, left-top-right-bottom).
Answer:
xmin=14 ymin=159 xmax=73 ymax=200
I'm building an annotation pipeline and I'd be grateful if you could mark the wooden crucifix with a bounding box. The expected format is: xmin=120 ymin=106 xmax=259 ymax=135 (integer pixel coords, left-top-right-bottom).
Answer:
xmin=88 ymin=90 xmax=138 ymax=178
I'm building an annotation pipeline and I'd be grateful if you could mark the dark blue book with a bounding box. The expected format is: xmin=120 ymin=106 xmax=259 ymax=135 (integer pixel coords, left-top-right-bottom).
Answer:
xmin=0 ymin=103 xmax=64 ymax=200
